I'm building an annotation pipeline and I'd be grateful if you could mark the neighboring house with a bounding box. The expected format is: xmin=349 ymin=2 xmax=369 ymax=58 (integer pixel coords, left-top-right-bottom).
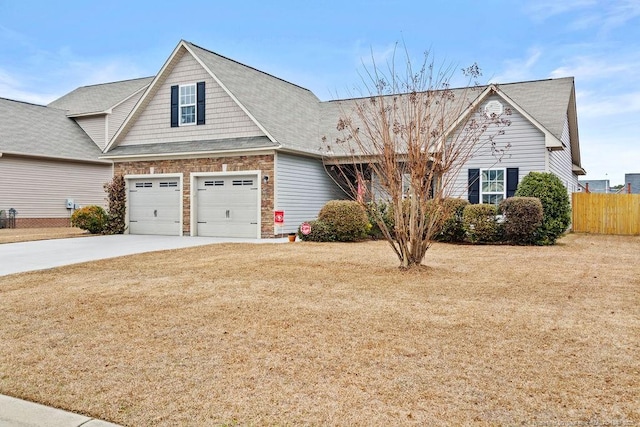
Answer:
xmin=0 ymin=78 xmax=151 ymax=228
xmin=1 ymin=39 xmax=585 ymax=235
xmin=578 ymin=179 xmax=611 ymax=193
xmin=624 ymin=173 xmax=640 ymax=194
xmin=0 ymin=98 xmax=113 ymax=227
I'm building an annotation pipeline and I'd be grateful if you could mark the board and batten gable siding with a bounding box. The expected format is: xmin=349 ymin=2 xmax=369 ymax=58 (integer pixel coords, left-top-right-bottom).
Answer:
xmin=548 ymin=114 xmax=578 ymax=194
xmin=275 ymin=152 xmax=346 ymax=233
xmin=119 ymin=49 xmax=264 ymax=147
xmin=108 ymin=91 xmax=145 ymax=143
xmin=446 ymin=94 xmax=547 ymax=200
xmin=74 ymin=115 xmax=106 ymax=149
xmin=0 ymin=156 xmax=112 ymax=218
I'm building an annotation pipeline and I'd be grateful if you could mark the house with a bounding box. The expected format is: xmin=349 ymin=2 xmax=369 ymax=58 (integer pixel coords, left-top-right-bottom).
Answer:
xmin=0 ymin=78 xmax=151 ymax=228
xmin=1 ymin=39 xmax=585 ymax=236
xmin=624 ymin=174 xmax=640 ymax=194
xmin=0 ymin=98 xmax=113 ymax=228
xmin=578 ymin=179 xmax=611 ymax=193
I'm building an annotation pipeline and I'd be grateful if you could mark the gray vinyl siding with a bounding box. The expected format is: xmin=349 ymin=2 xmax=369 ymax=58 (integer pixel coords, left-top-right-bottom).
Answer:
xmin=549 ymin=114 xmax=578 ymax=194
xmin=120 ymin=49 xmax=264 ymax=146
xmin=75 ymin=115 xmax=106 ymax=149
xmin=275 ymin=152 xmax=346 ymax=233
xmin=447 ymin=94 xmax=547 ymax=200
xmin=108 ymin=91 xmax=144 ymax=142
xmin=0 ymin=156 xmax=112 ymax=218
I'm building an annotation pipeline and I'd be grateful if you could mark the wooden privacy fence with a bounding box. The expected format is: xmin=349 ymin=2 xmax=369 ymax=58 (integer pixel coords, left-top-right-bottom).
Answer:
xmin=572 ymin=192 xmax=640 ymax=235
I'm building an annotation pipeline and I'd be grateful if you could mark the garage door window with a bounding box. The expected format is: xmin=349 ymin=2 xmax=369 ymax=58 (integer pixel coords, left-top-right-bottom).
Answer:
xmin=232 ymin=179 xmax=254 ymax=186
xmin=204 ymin=180 xmax=224 ymax=187
xmin=135 ymin=182 xmax=152 ymax=188
xmin=159 ymin=181 xmax=178 ymax=188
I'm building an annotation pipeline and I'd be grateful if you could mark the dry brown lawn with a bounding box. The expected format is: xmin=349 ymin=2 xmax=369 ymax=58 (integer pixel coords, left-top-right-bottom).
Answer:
xmin=0 ymin=233 xmax=638 ymax=426
xmin=0 ymin=227 xmax=87 ymax=244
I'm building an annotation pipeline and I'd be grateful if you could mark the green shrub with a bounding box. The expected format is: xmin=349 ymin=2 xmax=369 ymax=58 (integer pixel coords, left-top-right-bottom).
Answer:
xmin=499 ymin=197 xmax=543 ymax=245
xmin=103 ymin=175 xmax=127 ymax=235
xmin=463 ymin=204 xmax=501 ymax=243
xmin=366 ymin=201 xmax=393 ymax=240
xmin=298 ymin=220 xmax=335 ymax=242
xmin=515 ymin=172 xmax=571 ymax=245
xmin=433 ymin=198 xmax=469 ymax=243
xmin=71 ymin=205 xmax=107 ymax=234
xmin=318 ymin=200 xmax=369 ymax=242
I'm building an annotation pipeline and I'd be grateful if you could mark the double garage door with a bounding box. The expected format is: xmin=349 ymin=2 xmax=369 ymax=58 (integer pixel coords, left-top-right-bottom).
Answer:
xmin=127 ymin=175 xmax=259 ymax=238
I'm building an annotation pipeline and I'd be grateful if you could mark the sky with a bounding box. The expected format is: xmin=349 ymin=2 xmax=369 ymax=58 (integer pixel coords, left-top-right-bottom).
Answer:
xmin=1 ymin=0 xmax=638 ymax=185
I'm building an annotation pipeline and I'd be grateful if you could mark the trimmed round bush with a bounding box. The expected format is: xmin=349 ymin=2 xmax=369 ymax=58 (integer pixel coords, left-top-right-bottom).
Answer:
xmin=318 ymin=200 xmax=369 ymax=242
xmin=433 ymin=198 xmax=469 ymax=243
xmin=463 ymin=204 xmax=500 ymax=243
xmin=71 ymin=205 xmax=107 ymax=234
xmin=515 ymin=172 xmax=571 ymax=245
xmin=499 ymin=197 xmax=543 ymax=244
xmin=298 ymin=220 xmax=335 ymax=242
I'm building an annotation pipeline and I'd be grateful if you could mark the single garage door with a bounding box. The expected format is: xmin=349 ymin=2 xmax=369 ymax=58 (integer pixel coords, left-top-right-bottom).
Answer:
xmin=195 ymin=175 xmax=258 ymax=238
xmin=128 ymin=178 xmax=181 ymax=235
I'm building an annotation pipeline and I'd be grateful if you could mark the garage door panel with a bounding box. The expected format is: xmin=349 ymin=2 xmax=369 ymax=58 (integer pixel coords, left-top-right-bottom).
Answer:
xmin=195 ymin=175 xmax=258 ymax=238
xmin=128 ymin=178 xmax=181 ymax=236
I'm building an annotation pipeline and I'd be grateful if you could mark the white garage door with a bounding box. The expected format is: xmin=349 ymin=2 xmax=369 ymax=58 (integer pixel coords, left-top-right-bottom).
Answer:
xmin=195 ymin=175 xmax=259 ymax=238
xmin=128 ymin=178 xmax=181 ymax=236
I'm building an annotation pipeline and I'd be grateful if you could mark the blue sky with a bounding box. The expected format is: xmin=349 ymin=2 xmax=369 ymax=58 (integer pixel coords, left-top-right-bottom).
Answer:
xmin=1 ymin=0 xmax=638 ymax=185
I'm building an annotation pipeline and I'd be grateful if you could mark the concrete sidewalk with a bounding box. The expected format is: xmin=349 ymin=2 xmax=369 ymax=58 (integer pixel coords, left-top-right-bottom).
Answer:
xmin=0 ymin=234 xmax=288 ymax=276
xmin=0 ymin=394 xmax=121 ymax=427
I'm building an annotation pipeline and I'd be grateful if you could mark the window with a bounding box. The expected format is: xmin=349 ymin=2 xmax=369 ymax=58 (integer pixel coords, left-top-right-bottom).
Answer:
xmin=171 ymin=82 xmax=205 ymax=127
xmin=179 ymin=84 xmax=196 ymax=125
xmin=481 ymin=168 xmax=505 ymax=205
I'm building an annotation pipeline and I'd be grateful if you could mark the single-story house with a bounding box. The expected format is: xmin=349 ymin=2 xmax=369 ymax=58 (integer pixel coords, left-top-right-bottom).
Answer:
xmin=1 ymin=39 xmax=585 ymax=236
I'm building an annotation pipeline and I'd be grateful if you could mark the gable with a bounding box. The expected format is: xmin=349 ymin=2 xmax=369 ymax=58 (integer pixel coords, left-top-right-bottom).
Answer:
xmin=117 ymin=48 xmax=264 ymax=148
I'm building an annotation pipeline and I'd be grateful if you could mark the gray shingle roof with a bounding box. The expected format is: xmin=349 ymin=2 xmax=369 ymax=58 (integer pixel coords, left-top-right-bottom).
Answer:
xmin=186 ymin=42 xmax=322 ymax=154
xmin=48 ymin=77 xmax=153 ymax=116
xmin=103 ymin=136 xmax=274 ymax=158
xmin=0 ymin=98 xmax=104 ymax=161
xmin=499 ymin=77 xmax=574 ymax=140
xmin=318 ymin=78 xmax=575 ymax=157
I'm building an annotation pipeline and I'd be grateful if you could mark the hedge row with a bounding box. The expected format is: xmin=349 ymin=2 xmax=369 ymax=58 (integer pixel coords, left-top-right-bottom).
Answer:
xmin=299 ymin=172 xmax=569 ymax=246
xmin=299 ymin=196 xmax=548 ymax=245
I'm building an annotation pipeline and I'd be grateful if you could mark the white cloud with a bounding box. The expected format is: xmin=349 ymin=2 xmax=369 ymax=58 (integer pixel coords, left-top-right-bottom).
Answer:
xmin=524 ymin=0 xmax=596 ymax=21
xmin=550 ymin=55 xmax=639 ymax=81
xmin=490 ymin=47 xmax=543 ymax=83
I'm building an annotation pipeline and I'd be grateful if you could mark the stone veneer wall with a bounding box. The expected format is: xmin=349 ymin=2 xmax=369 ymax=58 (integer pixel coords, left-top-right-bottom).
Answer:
xmin=113 ymin=155 xmax=275 ymax=237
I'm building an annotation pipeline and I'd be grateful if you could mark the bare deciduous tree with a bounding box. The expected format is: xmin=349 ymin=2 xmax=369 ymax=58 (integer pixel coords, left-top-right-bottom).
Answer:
xmin=323 ymin=45 xmax=511 ymax=269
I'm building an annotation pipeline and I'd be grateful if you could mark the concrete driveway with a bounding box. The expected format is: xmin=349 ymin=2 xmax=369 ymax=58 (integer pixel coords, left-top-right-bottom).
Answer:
xmin=0 ymin=234 xmax=287 ymax=276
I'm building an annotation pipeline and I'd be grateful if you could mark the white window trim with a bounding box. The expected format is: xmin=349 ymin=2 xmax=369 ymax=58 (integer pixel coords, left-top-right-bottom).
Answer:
xmin=179 ymin=83 xmax=196 ymax=126
xmin=480 ymin=167 xmax=506 ymax=205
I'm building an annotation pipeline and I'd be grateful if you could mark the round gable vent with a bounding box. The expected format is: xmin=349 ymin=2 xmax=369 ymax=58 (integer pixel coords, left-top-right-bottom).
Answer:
xmin=484 ymin=100 xmax=503 ymax=117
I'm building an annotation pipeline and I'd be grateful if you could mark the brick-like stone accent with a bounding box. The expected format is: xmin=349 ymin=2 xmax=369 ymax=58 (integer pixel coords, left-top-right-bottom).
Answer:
xmin=14 ymin=218 xmax=71 ymax=228
xmin=114 ymin=155 xmax=276 ymax=237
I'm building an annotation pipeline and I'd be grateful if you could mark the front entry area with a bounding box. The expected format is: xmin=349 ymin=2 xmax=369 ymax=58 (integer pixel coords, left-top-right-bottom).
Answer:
xmin=127 ymin=176 xmax=182 ymax=236
xmin=192 ymin=173 xmax=260 ymax=238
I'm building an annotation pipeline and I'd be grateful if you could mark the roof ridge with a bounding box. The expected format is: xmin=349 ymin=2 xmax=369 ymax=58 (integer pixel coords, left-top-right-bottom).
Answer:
xmin=71 ymin=76 xmax=154 ymax=90
xmin=323 ymin=76 xmax=574 ymax=103
xmin=184 ymin=40 xmax=313 ymax=93
xmin=0 ymin=97 xmax=49 ymax=108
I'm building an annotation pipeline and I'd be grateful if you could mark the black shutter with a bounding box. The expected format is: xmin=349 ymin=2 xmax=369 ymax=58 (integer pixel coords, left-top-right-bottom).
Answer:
xmin=170 ymin=85 xmax=179 ymax=127
xmin=468 ymin=169 xmax=480 ymax=204
xmin=197 ymin=81 xmax=206 ymax=125
xmin=506 ymin=168 xmax=519 ymax=198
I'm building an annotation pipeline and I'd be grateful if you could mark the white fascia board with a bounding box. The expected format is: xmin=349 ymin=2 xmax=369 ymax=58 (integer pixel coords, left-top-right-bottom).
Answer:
xmin=183 ymin=43 xmax=278 ymax=144
xmin=1 ymin=150 xmax=112 ymax=165
xmin=99 ymin=147 xmax=278 ymax=162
